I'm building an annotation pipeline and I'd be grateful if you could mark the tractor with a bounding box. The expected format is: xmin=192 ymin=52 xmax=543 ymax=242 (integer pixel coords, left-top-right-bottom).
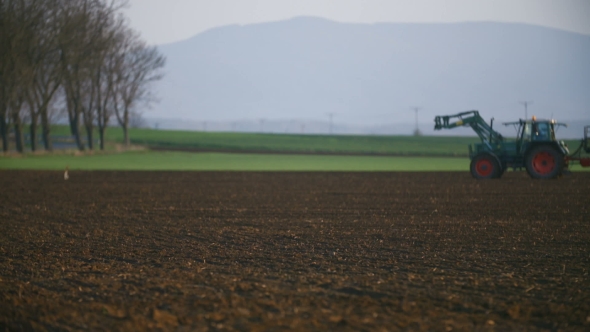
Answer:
xmin=433 ymin=110 xmax=590 ymax=179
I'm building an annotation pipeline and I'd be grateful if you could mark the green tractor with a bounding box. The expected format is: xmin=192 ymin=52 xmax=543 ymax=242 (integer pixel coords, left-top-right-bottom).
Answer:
xmin=434 ymin=110 xmax=590 ymax=179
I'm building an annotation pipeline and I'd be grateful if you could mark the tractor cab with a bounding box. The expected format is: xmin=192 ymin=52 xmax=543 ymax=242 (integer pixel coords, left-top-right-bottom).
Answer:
xmin=505 ymin=117 xmax=568 ymax=156
xmin=521 ymin=120 xmax=554 ymax=141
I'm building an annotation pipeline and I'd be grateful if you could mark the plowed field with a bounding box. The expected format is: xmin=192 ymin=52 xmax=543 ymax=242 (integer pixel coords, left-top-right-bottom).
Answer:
xmin=1 ymin=171 xmax=589 ymax=331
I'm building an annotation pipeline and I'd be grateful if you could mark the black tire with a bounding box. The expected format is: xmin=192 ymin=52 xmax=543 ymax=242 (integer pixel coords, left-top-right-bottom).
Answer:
xmin=470 ymin=154 xmax=500 ymax=179
xmin=525 ymin=146 xmax=563 ymax=179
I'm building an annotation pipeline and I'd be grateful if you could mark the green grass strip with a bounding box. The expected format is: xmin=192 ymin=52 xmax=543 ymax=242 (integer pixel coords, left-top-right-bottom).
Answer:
xmin=73 ymin=126 xmax=479 ymax=156
xmin=1 ymin=151 xmax=470 ymax=171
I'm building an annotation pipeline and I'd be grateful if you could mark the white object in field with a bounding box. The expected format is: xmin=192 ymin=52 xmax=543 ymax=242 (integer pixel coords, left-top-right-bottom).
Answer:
xmin=64 ymin=167 xmax=69 ymax=180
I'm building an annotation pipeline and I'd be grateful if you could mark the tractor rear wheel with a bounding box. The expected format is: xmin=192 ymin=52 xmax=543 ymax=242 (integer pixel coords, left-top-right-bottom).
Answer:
xmin=470 ymin=154 xmax=500 ymax=179
xmin=525 ymin=146 xmax=563 ymax=179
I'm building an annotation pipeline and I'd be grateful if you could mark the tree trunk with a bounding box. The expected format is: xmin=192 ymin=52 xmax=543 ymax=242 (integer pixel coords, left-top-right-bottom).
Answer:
xmin=123 ymin=110 xmax=130 ymax=146
xmin=41 ymin=107 xmax=52 ymax=151
xmin=0 ymin=107 xmax=7 ymax=152
xmin=66 ymin=98 xmax=85 ymax=151
xmin=123 ymin=124 xmax=129 ymax=146
xmin=82 ymin=94 xmax=95 ymax=150
xmin=38 ymin=81 xmax=61 ymax=152
xmin=29 ymin=114 xmax=38 ymax=152
xmin=12 ymin=112 xmax=24 ymax=153
xmin=98 ymin=125 xmax=105 ymax=150
xmin=85 ymin=123 xmax=94 ymax=150
xmin=74 ymin=125 xmax=84 ymax=151
xmin=69 ymin=114 xmax=84 ymax=151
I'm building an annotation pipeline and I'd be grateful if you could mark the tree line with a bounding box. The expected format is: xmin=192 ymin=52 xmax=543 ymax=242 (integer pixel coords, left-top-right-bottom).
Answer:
xmin=0 ymin=0 xmax=165 ymax=153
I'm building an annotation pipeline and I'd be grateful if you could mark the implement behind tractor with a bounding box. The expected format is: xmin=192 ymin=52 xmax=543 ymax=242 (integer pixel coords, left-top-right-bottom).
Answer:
xmin=433 ymin=110 xmax=590 ymax=179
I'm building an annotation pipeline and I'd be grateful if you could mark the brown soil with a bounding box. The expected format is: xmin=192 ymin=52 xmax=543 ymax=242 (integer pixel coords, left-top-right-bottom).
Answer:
xmin=0 ymin=171 xmax=589 ymax=331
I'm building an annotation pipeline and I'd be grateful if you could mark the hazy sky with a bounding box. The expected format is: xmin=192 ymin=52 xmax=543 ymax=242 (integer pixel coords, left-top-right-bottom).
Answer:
xmin=125 ymin=0 xmax=590 ymax=45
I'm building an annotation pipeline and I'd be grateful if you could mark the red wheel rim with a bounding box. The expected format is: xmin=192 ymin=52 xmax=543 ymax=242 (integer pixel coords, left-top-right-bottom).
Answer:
xmin=475 ymin=158 xmax=494 ymax=177
xmin=532 ymin=152 xmax=555 ymax=175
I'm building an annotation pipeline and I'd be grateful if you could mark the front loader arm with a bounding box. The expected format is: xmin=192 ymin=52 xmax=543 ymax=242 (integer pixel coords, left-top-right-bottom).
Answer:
xmin=434 ymin=110 xmax=481 ymax=130
xmin=434 ymin=110 xmax=503 ymax=147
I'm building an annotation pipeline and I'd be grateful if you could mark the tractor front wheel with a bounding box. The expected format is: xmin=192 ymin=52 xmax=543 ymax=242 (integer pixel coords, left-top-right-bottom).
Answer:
xmin=470 ymin=154 xmax=500 ymax=179
xmin=525 ymin=146 xmax=563 ymax=179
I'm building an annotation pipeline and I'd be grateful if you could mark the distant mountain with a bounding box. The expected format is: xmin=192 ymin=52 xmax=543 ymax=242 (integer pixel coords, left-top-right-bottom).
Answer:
xmin=150 ymin=16 xmax=590 ymax=136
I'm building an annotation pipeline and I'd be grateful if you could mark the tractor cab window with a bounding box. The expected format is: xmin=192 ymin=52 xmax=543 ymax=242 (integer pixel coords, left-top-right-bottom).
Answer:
xmin=522 ymin=123 xmax=532 ymax=141
xmin=532 ymin=122 xmax=550 ymax=141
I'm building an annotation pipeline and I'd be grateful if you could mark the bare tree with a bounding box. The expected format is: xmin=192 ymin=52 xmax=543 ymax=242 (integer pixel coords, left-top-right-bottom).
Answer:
xmin=112 ymin=35 xmax=165 ymax=146
xmin=24 ymin=0 xmax=63 ymax=151
xmin=95 ymin=54 xmax=114 ymax=150
xmin=94 ymin=27 xmax=137 ymax=150
xmin=58 ymin=0 xmax=105 ymax=151
xmin=2 ymin=0 xmax=66 ymax=152
xmin=1 ymin=0 xmax=161 ymax=153
xmin=0 ymin=1 xmax=14 ymax=151
xmin=92 ymin=13 xmax=127 ymax=150
xmin=80 ymin=2 xmax=123 ymax=150
xmin=0 ymin=0 xmax=40 ymax=153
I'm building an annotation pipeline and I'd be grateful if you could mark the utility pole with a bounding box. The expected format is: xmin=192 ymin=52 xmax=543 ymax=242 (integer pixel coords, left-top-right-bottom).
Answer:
xmin=326 ymin=113 xmax=334 ymax=135
xmin=410 ymin=107 xmax=422 ymax=136
xmin=519 ymin=101 xmax=533 ymax=119
xmin=259 ymin=119 xmax=265 ymax=133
